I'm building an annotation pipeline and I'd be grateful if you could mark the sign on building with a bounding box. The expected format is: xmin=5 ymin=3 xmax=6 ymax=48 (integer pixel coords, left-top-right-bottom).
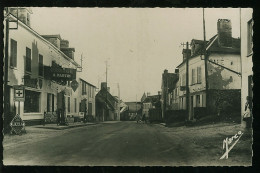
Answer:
xmin=10 ymin=114 xmax=25 ymax=135
xmin=13 ymin=85 xmax=25 ymax=101
xmin=71 ymin=80 xmax=79 ymax=92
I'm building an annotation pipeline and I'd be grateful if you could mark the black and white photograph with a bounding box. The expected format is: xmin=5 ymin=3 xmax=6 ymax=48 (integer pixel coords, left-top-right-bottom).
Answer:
xmin=3 ymin=7 xmax=253 ymax=166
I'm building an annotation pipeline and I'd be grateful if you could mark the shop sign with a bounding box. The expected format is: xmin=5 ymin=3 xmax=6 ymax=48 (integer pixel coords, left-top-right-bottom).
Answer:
xmin=10 ymin=114 xmax=25 ymax=135
xmin=14 ymin=85 xmax=25 ymax=101
xmin=71 ymin=80 xmax=79 ymax=92
xmin=51 ymin=68 xmax=76 ymax=81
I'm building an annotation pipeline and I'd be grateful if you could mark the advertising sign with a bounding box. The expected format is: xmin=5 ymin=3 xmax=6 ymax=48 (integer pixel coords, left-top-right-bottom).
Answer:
xmin=71 ymin=80 xmax=79 ymax=92
xmin=10 ymin=114 xmax=25 ymax=135
xmin=13 ymin=85 xmax=25 ymax=101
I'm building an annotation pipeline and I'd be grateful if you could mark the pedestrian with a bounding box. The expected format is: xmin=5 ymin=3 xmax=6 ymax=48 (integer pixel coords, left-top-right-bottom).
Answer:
xmin=42 ymin=110 xmax=46 ymax=126
xmin=136 ymin=113 xmax=141 ymax=123
xmin=142 ymin=114 xmax=146 ymax=124
xmin=57 ymin=109 xmax=61 ymax=126
xmin=243 ymin=96 xmax=252 ymax=129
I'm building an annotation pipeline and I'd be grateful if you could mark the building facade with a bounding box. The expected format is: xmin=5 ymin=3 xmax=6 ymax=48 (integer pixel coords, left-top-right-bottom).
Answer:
xmin=240 ymin=9 xmax=253 ymax=127
xmin=176 ymin=19 xmax=241 ymax=120
xmin=4 ymin=8 xmax=80 ymax=125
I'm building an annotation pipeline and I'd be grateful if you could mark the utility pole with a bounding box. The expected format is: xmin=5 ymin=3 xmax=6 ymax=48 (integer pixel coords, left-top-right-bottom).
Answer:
xmin=203 ymin=8 xmax=209 ymax=112
xmin=185 ymin=42 xmax=190 ymax=120
xmin=4 ymin=8 xmax=10 ymax=130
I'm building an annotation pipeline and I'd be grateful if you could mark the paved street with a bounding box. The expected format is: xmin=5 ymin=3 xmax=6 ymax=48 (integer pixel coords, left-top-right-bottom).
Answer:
xmin=3 ymin=121 xmax=252 ymax=166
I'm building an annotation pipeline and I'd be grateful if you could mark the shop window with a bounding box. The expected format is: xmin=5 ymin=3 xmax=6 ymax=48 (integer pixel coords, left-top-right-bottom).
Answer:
xmin=26 ymin=47 xmax=31 ymax=72
xmin=10 ymin=39 xmax=17 ymax=68
xmin=24 ymin=90 xmax=40 ymax=113
xmin=47 ymin=93 xmax=54 ymax=112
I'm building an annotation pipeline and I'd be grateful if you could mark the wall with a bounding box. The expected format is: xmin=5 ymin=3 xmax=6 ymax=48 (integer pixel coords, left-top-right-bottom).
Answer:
xmin=241 ymin=9 xmax=253 ymax=127
xmin=208 ymin=53 xmax=241 ymax=90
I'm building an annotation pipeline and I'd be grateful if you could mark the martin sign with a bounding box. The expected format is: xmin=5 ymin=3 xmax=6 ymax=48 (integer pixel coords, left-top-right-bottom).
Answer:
xmin=44 ymin=65 xmax=76 ymax=81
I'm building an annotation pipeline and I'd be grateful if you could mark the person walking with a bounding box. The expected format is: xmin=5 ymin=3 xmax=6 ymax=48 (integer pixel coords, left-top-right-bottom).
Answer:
xmin=243 ymin=96 xmax=252 ymax=129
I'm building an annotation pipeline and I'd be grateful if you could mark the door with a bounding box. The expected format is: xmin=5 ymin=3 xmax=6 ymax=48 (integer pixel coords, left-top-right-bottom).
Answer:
xmin=88 ymin=102 xmax=92 ymax=116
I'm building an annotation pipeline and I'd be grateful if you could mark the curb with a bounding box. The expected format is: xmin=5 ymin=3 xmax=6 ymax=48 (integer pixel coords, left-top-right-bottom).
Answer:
xmin=34 ymin=123 xmax=98 ymax=130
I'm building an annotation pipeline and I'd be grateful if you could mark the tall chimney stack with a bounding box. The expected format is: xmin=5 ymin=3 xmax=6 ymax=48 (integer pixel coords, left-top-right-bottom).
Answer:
xmin=217 ymin=19 xmax=232 ymax=47
xmin=101 ymin=82 xmax=107 ymax=90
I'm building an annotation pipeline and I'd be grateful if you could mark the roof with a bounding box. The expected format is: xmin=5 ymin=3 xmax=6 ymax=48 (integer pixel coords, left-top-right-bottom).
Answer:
xmin=143 ymin=95 xmax=160 ymax=103
xmin=162 ymin=73 xmax=179 ymax=92
xmin=7 ymin=15 xmax=80 ymax=67
xmin=41 ymin=34 xmax=62 ymax=40
xmin=176 ymin=34 xmax=240 ymax=68
xmin=79 ymin=78 xmax=96 ymax=88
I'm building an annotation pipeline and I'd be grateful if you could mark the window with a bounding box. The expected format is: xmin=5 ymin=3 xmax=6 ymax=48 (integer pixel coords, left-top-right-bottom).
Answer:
xmin=74 ymin=98 xmax=77 ymax=113
xmin=68 ymin=97 xmax=70 ymax=113
xmin=24 ymin=90 xmax=40 ymax=113
xmin=196 ymin=95 xmax=200 ymax=107
xmin=192 ymin=69 xmax=196 ymax=84
xmin=26 ymin=47 xmax=31 ymax=72
xmin=182 ymin=73 xmax=186 ymax=86
xmin=10 ymin=39 xmax=17 ymax=67
xmin=82 ymin=82 xmax=86 ymax=95
xmin=39 ymin=54 xmax=43 ymax=76
xmin=248 ymin=19 xmax=253 ymax=55
xmin=197 ymin=66 xmax=201 ymax=83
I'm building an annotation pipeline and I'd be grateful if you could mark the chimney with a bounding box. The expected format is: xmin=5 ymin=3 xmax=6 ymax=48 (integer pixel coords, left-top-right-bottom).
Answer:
xmin=41 ymin=35 xmax=61 ymax=49
xmin=101 ymin=82 xmax=107 ymax=90
xmin=175 ymin=68 xmax=179 ymax=73
xmin=217 ymin=19 xmax=232 ymax=47
xmin=60 ymin=47 xmax=75 ymax=60
xmin=182 ymin=49 xmax=191 ymax=62
xmin=60 ymin=40 xmax=69 ymax=48
xmin=107 ymin=87 xmax=110 ymax=93
xmin=9 ymin=7 xmax=33 ymax=27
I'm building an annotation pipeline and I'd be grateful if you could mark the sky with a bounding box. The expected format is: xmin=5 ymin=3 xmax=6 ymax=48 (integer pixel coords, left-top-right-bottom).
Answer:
xmin=30 ymin=8 xmax=241 ymax=102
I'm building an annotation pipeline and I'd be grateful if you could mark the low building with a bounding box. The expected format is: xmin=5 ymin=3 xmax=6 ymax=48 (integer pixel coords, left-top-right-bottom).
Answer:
xmin=95 ymin=82 xmax=118 ymax=121
xmin=71 ymin=78 xmax=96 ymax=121
xmin=142 ymin=94 xmax=161 ymax=118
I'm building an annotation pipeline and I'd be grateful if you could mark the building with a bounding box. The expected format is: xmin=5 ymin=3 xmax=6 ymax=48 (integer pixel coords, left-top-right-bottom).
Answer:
xmin=124 ymin=102 xmax=142 ymax=120
xmin=161 ymin=69 xmax=179 ymax=119
xmin=73 ymin=78 xmax=96 ymax=121
xmin=142 ymin=94 xmax=161 ymax=118
xmin=4 ymin=8 xmax=80 ymax=126
xmin=95 ymin=82 xmax=118 ymax=121
xmin=176 ymin=19 xmax=241 ymax=121
xmin=240 ymin=9 xmax=253 ymax=127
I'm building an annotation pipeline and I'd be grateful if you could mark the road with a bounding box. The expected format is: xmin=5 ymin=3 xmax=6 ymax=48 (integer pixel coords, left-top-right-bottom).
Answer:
xmin=3 ymin=121 xmax=252 ymax=166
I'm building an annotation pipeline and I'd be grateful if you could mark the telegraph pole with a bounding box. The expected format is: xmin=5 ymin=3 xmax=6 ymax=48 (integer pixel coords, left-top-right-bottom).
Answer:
xmin=203 ymin=8 xmax=209 ymax=111
xmin=4 ymin=8 xmax=10 ymax=129
xmin=185 ymin=42 xmax=190 ymax=120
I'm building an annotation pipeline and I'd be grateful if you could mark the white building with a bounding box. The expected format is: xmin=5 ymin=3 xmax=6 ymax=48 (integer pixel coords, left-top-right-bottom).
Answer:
xmin=4 ymin=8 xmax=80 ymax=125
xmin=240 ymin=8 xmax=253 ymax=127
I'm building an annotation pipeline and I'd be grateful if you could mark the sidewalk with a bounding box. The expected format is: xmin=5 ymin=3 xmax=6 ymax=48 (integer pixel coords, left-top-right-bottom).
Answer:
xmin=34 ymin=122 xmax=97 ymax=130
